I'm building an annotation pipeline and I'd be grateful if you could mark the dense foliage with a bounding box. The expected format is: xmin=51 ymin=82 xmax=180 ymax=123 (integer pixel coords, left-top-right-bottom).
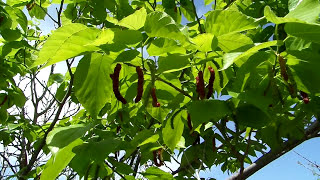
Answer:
xmin=1 ymin=0 xmax=320 ymax=179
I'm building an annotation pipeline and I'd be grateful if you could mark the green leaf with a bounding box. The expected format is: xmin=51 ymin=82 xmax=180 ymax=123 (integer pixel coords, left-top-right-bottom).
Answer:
xmin=157 ymin=54 xmax=190 ymax=73
xmin=5 ymin=6 xmax=27 ymax=32
xmin=285 ymin=37 xmax=312 ymax=51
xmin=6 ymin=0 xmax=28 ymax=6
xmin=46 ymin=124 xmax=90 ymax=151
xmin=28 ymin=4 xmax=47 ymax=20
xmin=286 ymin=51 xmax=320 ymax=93
xmin=145 ymin=11 xmax=189 ymax=43
xmin=47 ymin=73 xmax=64 ymax=87
xmin=142 ymin=167 xmax=174 ymax=180
xmin=118 ymin=8 xmax=147 ymax=30
xmin=192 ymin=33 xmax=218 ymax=52
xmin=11 ymin=86 xmax=26 ymax=107
xmin=73 ymin=137 xmax=121 ymax=162
xmin=264 ymin=0 xmax=320 ymax=24
xmin=264 ymin=6 xmax=302 ymax=24
xmin=41 ymin=139 xmax=83 ymax=180
xmin=205 ymin=0 xmax=214 ymax=5
xmin=1 ymin=28 xmax=21 ymax=41
xmin=87 ymin=28 xmax=114 ymax=47
xmin=74 ymin=53 xmax=113 ymax=118
xmin=180 ymin=0 xmax=195 ymax=22
xmin=114 ymin=50 xmax=140 ymax=63
xmin=147 ymin=38 xmax=185 ymax=56
xmin=285 ymin=23 xmax=320 ymax=44
xmin=162 ymin=110 xmax=185 ymax=151
xmin=217 ymin=32 xmax=253 ymax=52
xmin=205 ymin=10 xmax=259 ymax=36
xmin=131 ymin=129 xmax=159 ymax=147
xmin=222 ymin=40 xmax=282 ymax=70
xmin=236 ymin=104 xmax=271 ymax=128
xmin=286 ymin=0 xmax=320 ymax=23
xmin=32 ymin=23 xmax=100 ymax=68
xmin=187 ymin=100 xmax=231 ymax=128
xmin=0 ymin=108 xmax=8 ymax=124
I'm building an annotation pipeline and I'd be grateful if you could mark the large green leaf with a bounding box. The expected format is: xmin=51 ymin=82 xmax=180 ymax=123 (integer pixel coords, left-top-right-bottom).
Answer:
xmin=46 ymin=124 xmax=90 ymax=151
xmin=73 ymin=137 xmax=121 ymax=162
xmin=205 ymin=10 xmax=259 ymax=36
xmin=264 ymin=0 xmax=320 ymax=24
xmin=286 ymin=0 xmax=320 ymax=23
xmin=162 ymin=110 xmax=185 ymax=151
xmin=187 ymin=100 xmax=231 ymax=128
xmin=74 ymin=53 xmax=113 ymax=118
xmin=222 ymin=40 xmax=282 ymax=70
xmin=285 ymin=23 xmax=320 ymax=44
xmin=285 ymin=51 xmax=320 ymax=93
xmin=147 ymin=38 xmax=185 ymax=56
xmin=236 ymin=104 xmax=271 ymax=129
xmin=192 ymin=33 xmax=218 ymax=52
xmin=5 ymin=6 xmax=27 ymax=32
xmin=31 ymin=23 xmax=100 ymax=68
xmin=217 ymin=32 xmax=253 ymax=52
xmin=41 ymin=139 xmax=83 ymax=180
xmin=144 ymin=11 xmax=189 ymax=43
xmin=131 ymin=129 xmax=159 ymax=147
xmin=118 ymin=8 xmax=147 ymax=30
xmin=157 ymin=54 xmax=190 ymax=73
xmin=142 ymin=167 xmax=174 ymax=180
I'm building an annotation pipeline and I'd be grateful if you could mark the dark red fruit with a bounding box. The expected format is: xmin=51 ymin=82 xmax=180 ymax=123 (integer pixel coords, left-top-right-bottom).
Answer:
xmin=110 ymin=64 xmax=127 ymax=104
xmin=151 ymin=87 xmax=160 ymax=107
xmin=135 ymin=66 xmax=144 ymax=103
xmin=300 ymin=91 xmax=310 ymax=104
xmin=196 ymin=71 xmax=205 ymax=100
xmin=206 ymin=66 xmax=215 ymax=99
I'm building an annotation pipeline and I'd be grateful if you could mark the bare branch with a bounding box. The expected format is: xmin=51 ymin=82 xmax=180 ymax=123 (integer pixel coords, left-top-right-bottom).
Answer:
xmin=228 ymin=120 xmax=320 ymax=180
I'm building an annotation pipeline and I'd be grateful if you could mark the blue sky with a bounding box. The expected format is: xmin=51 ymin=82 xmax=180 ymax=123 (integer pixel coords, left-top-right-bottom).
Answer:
xmin=35 ymin=1 xmax=320 ymax=179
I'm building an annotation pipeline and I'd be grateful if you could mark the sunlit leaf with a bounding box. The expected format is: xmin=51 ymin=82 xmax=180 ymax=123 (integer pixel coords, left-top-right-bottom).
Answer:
xmin=74 ymin=53 xmax=113 ymax=118
xmin=205 ymin=10 xmax=259 ymax=36
xmin=32 ymin=23 xmax=100 ymax=68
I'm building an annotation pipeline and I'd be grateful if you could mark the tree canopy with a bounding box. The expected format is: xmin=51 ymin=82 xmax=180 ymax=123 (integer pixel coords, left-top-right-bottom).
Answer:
xmin=0 ymin=0 xmax=320 ymax=179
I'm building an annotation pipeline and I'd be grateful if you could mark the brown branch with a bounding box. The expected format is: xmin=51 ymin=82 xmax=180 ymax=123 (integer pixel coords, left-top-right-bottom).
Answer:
xmin=105 ymin=161 xmax=127 ymax=180
xmin=191 ymin=0 xmax=204 ymax=34
xmin=20 ymin=60 xmax=74 ymax=178
xmin=228 ymin=120 xmax=320 ymax=180
xmin=0 ymin=152 xmax=17 ymax=174
xmin=57 ymin=0 xmax=65 ymax=27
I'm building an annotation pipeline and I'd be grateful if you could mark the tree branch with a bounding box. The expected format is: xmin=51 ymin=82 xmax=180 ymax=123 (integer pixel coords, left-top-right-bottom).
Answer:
xmin=191 ymin=0 xmax=204 ymax=34
xmin=20 ymin=60 xmax=74 ymax=178
xmin=228 ymin=120 xmax=320 ymax=180
xmin=0 ymin=152 xmax=17 ymax=174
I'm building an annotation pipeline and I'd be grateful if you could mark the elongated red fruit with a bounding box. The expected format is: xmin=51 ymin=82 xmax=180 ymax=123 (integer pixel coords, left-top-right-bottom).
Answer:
xmin=153 ymin=149 xmax=163 ymax=167
xmin=187 ymin=113 xmax=192 ymax=130
xmin=151 ymin=87 xmax=160 ymax=107
xmin=279 ymin=56 xmax=288 ymax=81
xmin=135 ymin=66 xmax=144 ymax=103
xmin=196 ymin=71 xmax=205 ymax=100
xmin=110 ymin=64 xmax=127 ymax=104
xmin=300 ymin=91 xmax=310 ymax=104
xmin=206 ymin=66 xmax=215 ymax=99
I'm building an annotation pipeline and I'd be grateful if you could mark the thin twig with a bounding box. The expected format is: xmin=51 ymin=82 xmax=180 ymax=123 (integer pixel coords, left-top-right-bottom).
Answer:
xmin=20 ymin=60 xmax=74 ymax=178
xmin=191 ymin=0 xmax=204 ymax=34
xmin=156 ymin=77 xmax=192 ymax=99
xmin=0 ymin=152 xmax=17 ymax=174
xmin=105 ymin=161 xmax=127 ymax=180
